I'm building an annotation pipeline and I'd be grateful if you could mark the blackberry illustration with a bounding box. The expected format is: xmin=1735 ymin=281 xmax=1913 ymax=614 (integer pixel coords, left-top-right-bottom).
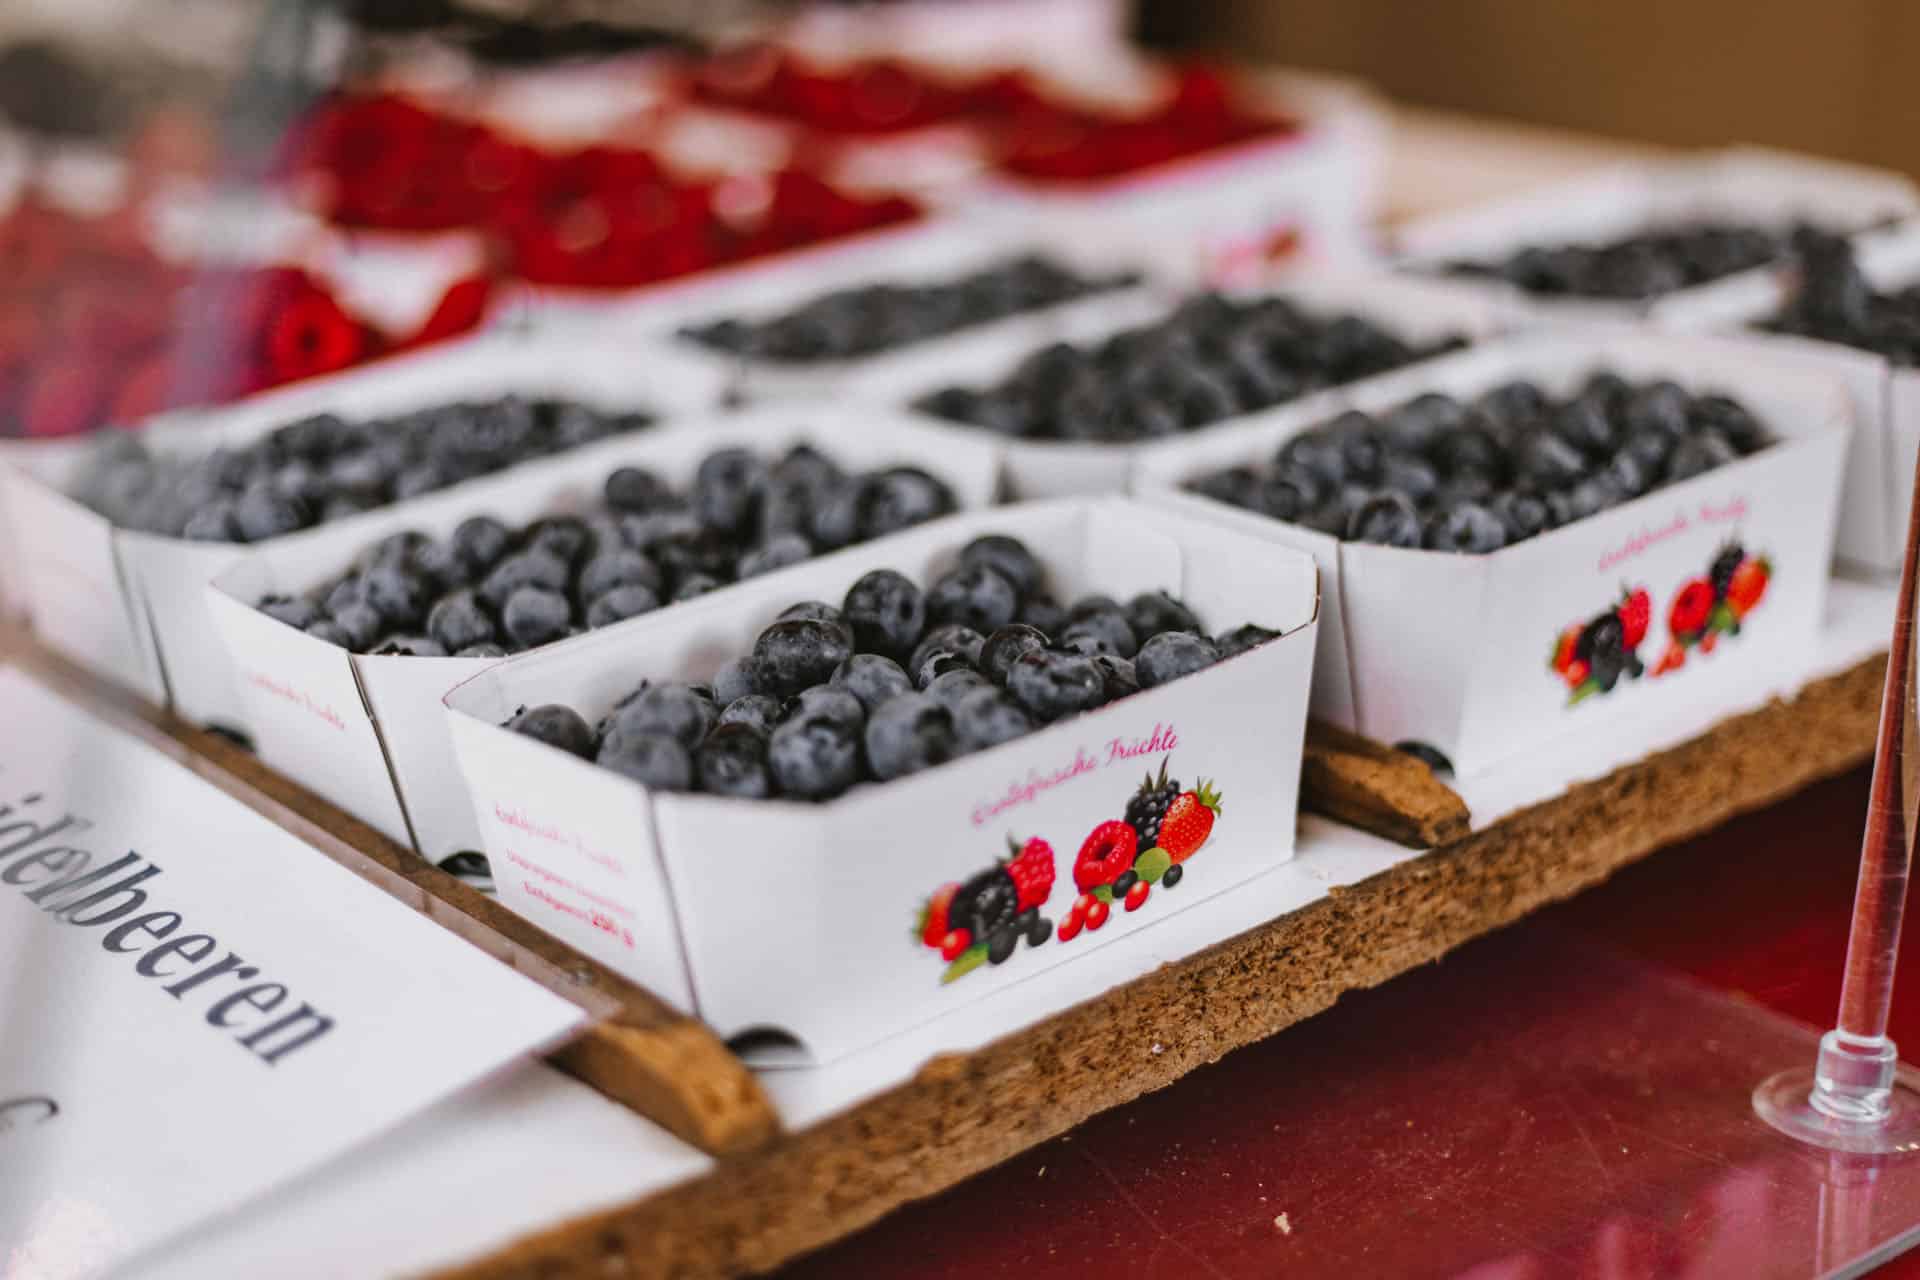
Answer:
xmin=1575 ymin=612 xmax=1628 ymax=692
xmin=950 ymin=867 xmax=1019 ymax=941
xmin=1709 ymin=542 xmax=1745 ymax=601
xmin=1124 ymin=759 xmax=1182 ymax=850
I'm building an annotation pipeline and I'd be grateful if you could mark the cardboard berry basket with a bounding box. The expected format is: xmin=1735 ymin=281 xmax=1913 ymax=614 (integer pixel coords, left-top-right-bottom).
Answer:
xmin=442 ymin=498 xmax=1320 ymax=1061
xmin=840 ymin=266 xmax=1508 ymax=501
xmin=204 ymin=406 xmax=1001 ymax=862
xmin=1130 ymin=330 xmax=1850 ymax=779
xmin=1 ymin=331 xmax=730 ymax=728
xmin=951 ymin=68 xmax=1389 ymax=277
xmin=1652 ymin=221 xmax=1920 ymax=575
xmin=614 ymin=214 xmax=1175 ymax=405
xmin=1391 ymin=146 xmax=1919 ymax=326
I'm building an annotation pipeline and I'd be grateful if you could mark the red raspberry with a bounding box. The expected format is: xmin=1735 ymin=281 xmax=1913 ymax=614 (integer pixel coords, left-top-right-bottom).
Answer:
xmin=264 ymin=291 xmax=366 ymax=384
xmin=1073 ymin=821 xmax=1137 ymax=892
xmin=1004 ymin=836 xmax=1055 ymax=912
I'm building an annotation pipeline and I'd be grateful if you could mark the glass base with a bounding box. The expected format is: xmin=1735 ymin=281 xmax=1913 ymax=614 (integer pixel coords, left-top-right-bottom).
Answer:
xmin=1755 ymin=1065 xmax=1920 ymax=1155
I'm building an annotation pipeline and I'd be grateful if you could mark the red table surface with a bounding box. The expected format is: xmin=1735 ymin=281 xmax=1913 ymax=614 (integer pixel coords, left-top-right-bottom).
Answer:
xmin=781 ymin=766 xmax=1920 ymax=1279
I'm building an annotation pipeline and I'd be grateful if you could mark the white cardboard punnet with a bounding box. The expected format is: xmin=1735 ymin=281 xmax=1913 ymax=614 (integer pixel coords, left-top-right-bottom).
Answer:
xmin=206 ymin=407 xmax=1001 ymax=862
xmin=1392 ymin=147 xmax=1920 ymax=325
xmin=10 ymin=332 xmax=729 ymax=730
xmin=1131 ymin=330 xmax=1851 ymax=778
xmin=443 ymin=498 xmax=1319 ymax=1062
xmin=840 ymin=266 xmax=1508 ymax=500
xmin=1654 ymin=220 xmax=1920 ymax=574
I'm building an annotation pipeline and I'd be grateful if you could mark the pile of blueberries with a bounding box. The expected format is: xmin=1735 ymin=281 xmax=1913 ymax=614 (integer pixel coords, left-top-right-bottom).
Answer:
xmin=252 ymin=444 xmax=958 ymax=656
xmin=506 ymin=532 xmax=1278 ymax=800
xmin=72 ymin=396 xmax=655 ymax=543
xmin=1761 ymin=229 xmax=1920 ymax=367
xmin=911 ymin=293 xmax=1468 ymax=443
xmin=1439 ymin=220 xmax=1806 ymax=301
xmin=677 ymin=254 xmax=1142 ymax=362
xmin=1185 ymin=374 xmax=1773 ymax=553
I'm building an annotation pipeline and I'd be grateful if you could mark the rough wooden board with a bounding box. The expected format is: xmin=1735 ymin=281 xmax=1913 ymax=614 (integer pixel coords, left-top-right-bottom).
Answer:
xmin=442 ymin=654 xmax=1886 ymax=1280
xmin=1301 ymin=718 xmax=1472 ymax=846
xmin=0 ymin=622 xmax=780 ymax=1158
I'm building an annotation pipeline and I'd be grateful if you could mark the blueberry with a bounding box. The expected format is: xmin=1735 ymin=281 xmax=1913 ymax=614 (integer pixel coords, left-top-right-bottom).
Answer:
xmin=181 ymin=501 xmax=240 ymax=542
xmin=455 ymin=643 xmax=508 ymax=658
xmin=1135 ymin=632 xmax=1221 ymax=688
xmin=1018 ymin=593 xmax=1069 ymax=638
xmin=830 ymin=653 xmax=914 ymax=713
xmin=925 ymin=564 xmax=1019 ymax=635
xmin=1126 ymin=591 xmax=1201 ymax=644
xmin=951 ymin=687 xmax=1035 ymax=752
xmin=605 ymin=465 xmax=673 ymax=513
xmin=501 ymin=586 xmax=572 ymax=650
xmin=925 ymin=668 xmax=991 ymax=712
xmin=718 ymin=694 xmax=783 ymax=736
xmin=578 ymin=549 xmax=662 ymax=602
xmin=1215 ymin=624 xmax=1279 ymax=659
xmin=778 ymin=601 xmax=845 ymax=627
xmin=1555 ymin=397 xmax=1619 ymax=457
xmin=1006 ymin=648 xmax=1105 ymax=721
xmin=712 ymin=657 xmax=761 ymax=705
xmin=696 ymin=724 xmax=773 ymax=798
xmin=753 ymin=618 xmax=854 ymax=698
xmin=910 ymin=624 xmax=984 ymax=678
xmin=1602 ymin=450 xmax=1652 ymax=498
xmin=853 ymin=468 xmax=956 ymax=540
xmin=1423 ymin=503 xmax=1508 ymax=554
xmin=1490 ymin=491 xmax=1551 ymax=542
xmin=958 ymin=534 xmax=1043 ymax=597
xmin=1346 ymin=493 xmax=1422 ymax=548
xmin=427 ymin=590 xmax=498 ymax=651
xmin=692 ymin=448 xmax=767 ymax=536
xmin=372 ymin=635 xmax=449 ymax=657
xmin=234 ymin=482 xmax=311 ymax=542
xmin=1625 ymin=381 xmax=1692 ymax=437
xmin=260 ymin=595 xmax=321 ymax=630
xmin=980 ymin=624 xmax=1049 ymax=684
xmin=672 ymin=573 xmax=723 ymax=603
xmin=597 ymin=733 xmax=693 ymax=791
xmin=480 ymin=549 xmax=570 ymax=612
xmin=1092 ymin=653 xmax=1140 ymax=702
xmin=767 ymin=707 xmax=862 ymax=799
xmin=1666 ymin=431 xmax=1739 ymax=483
xmin=786 ymin=686 xmax=866 ymax=733
xmin=842 ymin=569 xmax=926 ymax=660
xmin=604 ymin=683 xmax=716 ymax=751
xmin=1059 ymin=608 xmax=1136 ymax=660
xmin=739 ymin=534 xmax=813 ymax=579
xmin=305 ymin=619 xmax=351 ymax=648
xmin=618 ymin=508 xmax=700 ymax=551
xmin=864 ymin=693 xmax=959 ymax=782
xmin=363 ymin=565 xmax=430 ymax=629
xmin=329 ymin=601 xmax=384 ymax=652
xmin=586 ymin=584 xmax=660 ymax=629
xmin=529 ymin=516 xmax=593 ymax=565
xmin=507 ymin=704 xmax=595 ymax=758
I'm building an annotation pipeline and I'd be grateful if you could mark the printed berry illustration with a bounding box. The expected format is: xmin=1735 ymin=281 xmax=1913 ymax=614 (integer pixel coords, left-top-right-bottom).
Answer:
xmin=1054 ymin=757 xmax=1224 ymax=947
xmin=1652 ymin=542 xmax=1772 ymax=677
xmin=916 ymin=836 xmax=1057 ymax=983
xmin=1548 ymin=586 xmax=1650 ymax=704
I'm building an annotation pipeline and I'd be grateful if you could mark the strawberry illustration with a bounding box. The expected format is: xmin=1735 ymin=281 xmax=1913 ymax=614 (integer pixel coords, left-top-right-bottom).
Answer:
xmin=1616 ymin=587 xmax=1651 ymax=650
xmin=1003 ymin=836 xmax=1055 ymax=912
xmin=1565 ymin=658 xmax=1591 ymax=689
xmin=1653 ymin=642 xmax=1686 ymax=676
xmin=1159 ymin=780 xmax=1223 ymax=863
xmin=1074 ymin=821 xmax=1137 ymax=892
xmin=1669 ymin=579 xmax=1714 ymax=642
xmin=1700 ymin=629 xmax=1718 ymax=654
xmin=1727 ymin=556 xmax=1771 ymax=619
xmin=916 ymin=882 xmax=959 ymax=949
xmin=1550 ymin=623 xmax=1582 ymax=675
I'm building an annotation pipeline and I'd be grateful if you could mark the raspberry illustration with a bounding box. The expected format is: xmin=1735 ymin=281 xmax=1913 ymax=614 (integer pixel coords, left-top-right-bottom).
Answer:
xmin=1074 ymin=820 xmax=1138 ymax=891
xmin=1669 ymin=579 xmax=1714 ymax=641
xmin=1159 ymin=780 xmax=1222 ymax=863
xmin=1616 ymin=587 xmax=1651 ymax=650
xmin=1124 ymin=759 xmax=1182 ymax=850
xmin=917 ymin=882 xmax=959 ymax=948
xmin=1727 ymin=556 xmax=1771 ymax=618
xmin=1124 ymin=880 xmax=1151 ymax=912
xmin=1003 ymin=836 xmax=1055 ymax=912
